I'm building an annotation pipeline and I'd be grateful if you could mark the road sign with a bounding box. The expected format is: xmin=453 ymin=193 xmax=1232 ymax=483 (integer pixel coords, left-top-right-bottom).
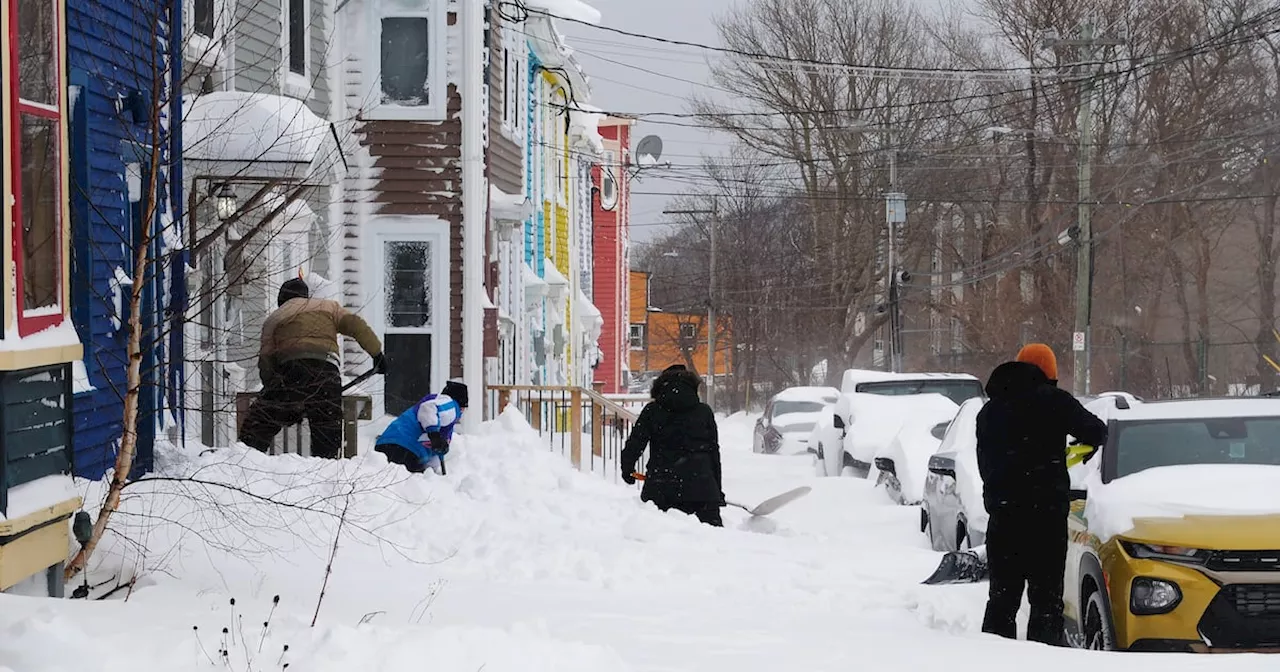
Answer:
xmin=1073 ymin=331 xmax=1086 ymax=352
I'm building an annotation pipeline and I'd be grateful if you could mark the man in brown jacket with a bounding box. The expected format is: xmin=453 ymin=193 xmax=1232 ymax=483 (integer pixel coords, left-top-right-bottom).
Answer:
xmin=239 ymin=278 xmax=386 ymax=458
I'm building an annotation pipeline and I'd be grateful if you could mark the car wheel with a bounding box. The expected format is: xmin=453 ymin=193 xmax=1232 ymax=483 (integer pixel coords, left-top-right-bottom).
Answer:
xmin=1083 ymin=588 xmax=1115 ymax=651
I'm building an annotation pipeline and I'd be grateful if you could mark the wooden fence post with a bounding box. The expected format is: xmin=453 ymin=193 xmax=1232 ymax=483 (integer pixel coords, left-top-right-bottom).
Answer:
xmin=531 ymin=398 xmax=543 ymax=432
xmin=569 ymin=387 xmax=583 ymax=470
xmin=497 ymin=388 xmax=511 ymax=414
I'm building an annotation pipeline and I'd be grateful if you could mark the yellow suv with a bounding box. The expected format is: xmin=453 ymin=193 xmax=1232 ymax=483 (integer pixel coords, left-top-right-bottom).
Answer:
xmin=1065 ymin=397 xmax=1280 ymax=652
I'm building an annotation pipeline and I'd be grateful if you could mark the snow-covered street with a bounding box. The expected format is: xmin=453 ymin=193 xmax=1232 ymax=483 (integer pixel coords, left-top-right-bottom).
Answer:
xmin=1 ymin=412 xmax=1275 ymax=671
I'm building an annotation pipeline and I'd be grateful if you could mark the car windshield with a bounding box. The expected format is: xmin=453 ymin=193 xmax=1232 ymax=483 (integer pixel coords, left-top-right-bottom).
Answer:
xmin=777 ymin=421 xmax=817 ymax=435
xmin=1107 ymin=416 xmax=1280 ymax=481
xmin=773 ymin=400 xmax=825 ymax=416
xmin=855 ymin=380 xmax=985 ymax=405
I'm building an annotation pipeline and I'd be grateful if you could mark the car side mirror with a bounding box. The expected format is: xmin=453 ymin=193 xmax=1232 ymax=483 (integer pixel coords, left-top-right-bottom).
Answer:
xmin=930 ymin=422 xmax=948 ymax=441
xmin=833 ymin=414 xmax=845 ymax=430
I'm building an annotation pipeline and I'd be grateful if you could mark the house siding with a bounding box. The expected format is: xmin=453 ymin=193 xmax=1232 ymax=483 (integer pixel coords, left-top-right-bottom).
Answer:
xmin=235 ymin=0 xmax=282 ymax=96
xmin=488 ymin=18 xmax=522 ymax=195
xmin=67 ymin=0 xmax=177 ymax=478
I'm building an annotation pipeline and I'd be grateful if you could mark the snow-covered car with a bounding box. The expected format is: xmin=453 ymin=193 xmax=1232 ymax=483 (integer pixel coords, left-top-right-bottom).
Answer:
xmin=922 ymin=397 xmax=987 ymax=552
xmin=868 ymin=395 xmax=959 ymax=505
xmin=752 ymin=386 xmax=839 ymax=454
xmin=1065 ymin=396 xmax=1280 ymax=652
xmin=922 ymin=391 xmax=1138 ymax=553
xmin=811 ymin=370 xmax=984 ymax=478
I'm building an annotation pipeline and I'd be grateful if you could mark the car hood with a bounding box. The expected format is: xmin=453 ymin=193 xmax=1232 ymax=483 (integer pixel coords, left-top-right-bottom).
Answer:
xmin=1120 ymin=514 xmax=1280 ymax=550
xmin=1084 ymin=464 xmax=1280 ymax=544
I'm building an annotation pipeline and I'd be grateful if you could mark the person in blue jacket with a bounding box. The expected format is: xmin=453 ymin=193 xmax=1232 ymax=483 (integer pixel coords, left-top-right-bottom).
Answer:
xmin=374 ymin=381 xmax=468 ymax=474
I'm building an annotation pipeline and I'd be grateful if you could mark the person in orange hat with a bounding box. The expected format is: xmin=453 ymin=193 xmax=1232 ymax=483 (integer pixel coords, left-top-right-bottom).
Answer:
xmin=975 ymin=343 xmax=1107 ymax=646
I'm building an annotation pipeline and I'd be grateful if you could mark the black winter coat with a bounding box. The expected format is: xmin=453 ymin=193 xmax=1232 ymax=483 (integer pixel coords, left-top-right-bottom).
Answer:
xmin=976 ymin=361 xmax=1108 ymax=516
xmin=621 ymin=369 xmax=723 ymax=505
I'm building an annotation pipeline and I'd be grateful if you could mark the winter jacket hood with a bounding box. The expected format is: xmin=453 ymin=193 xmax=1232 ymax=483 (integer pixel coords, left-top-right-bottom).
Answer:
xmin=651 ymin=366 xmax=703 ymax=412
xmin=985 ymin=361 xmax=1052 ymax=400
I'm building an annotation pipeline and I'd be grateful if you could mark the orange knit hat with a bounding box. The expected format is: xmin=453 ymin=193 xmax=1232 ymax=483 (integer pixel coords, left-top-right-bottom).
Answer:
xmin=1016 ymin=343 xmax=1058 ymax=381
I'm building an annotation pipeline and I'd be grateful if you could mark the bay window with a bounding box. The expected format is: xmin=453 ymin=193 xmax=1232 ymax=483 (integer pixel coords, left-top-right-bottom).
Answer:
xmin=10 ymin=0 xmax=66 ymax=335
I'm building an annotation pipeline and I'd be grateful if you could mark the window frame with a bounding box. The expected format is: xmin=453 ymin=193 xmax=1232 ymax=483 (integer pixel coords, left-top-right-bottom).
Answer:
xmin=281 ymin=0 xmax=312 ymax=99
xmin=9 ymin=0 xmax=68 ymax=337
xmin=600 ymin=150 xmax=617 ymax=211
xmin=679 ymin=322 xmax=697 ymax=342
xmin=366 ymin=0 xmax=446 ymax=121
xmin=184 ymin=0 xmax=227 ymax=71
xmin=628 ymin=323 xmax=645 ymax=350
xmin=499 ymin=25 xmax=525 ymax=139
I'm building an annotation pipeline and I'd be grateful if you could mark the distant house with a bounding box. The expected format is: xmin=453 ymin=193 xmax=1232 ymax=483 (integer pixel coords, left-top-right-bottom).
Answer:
xmin=591 ymin=116 xmax=635 ymax=393
xmin=628 ymin=271 xmax=732 ymax=384
xmin=1 ymin=0 xmax=90 ymax=596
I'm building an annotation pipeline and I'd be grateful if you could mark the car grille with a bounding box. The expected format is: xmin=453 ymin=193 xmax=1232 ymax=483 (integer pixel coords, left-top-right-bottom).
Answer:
xmin=1224 ymin=585 xmax=1280 ymax=617
xmin=1206 ymin=551 xmax=1280 ymax=572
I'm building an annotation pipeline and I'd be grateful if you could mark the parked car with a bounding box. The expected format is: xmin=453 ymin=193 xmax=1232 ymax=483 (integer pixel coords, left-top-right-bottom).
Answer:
xmin=753 ymin=386 xmax=839 ymax=454
xmin=922 ymin=392 xmax=1138 ymax=553
xmin=1063 ymin=396 xmax=1280 ymax=652
xmin=811 ymin=370 xmax=984 ymax=478
xmin=867 ymin=395 xmax=959 ymax=505
xmin=922 ymin=397 xmax=987 ymax=551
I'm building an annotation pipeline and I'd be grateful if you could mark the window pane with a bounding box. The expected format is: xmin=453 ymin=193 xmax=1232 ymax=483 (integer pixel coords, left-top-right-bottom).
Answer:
xmin=289 ymin=0 xmax=306 ymax=75
xmin=194 ymin=0 xmax=215 ymax=37
xmin=381 ymin=17 xmax=430 ymax=106
xmin=385 ymin=241 xmax=432 ymax=328
xmin=18 ymin=0 xmax=58 ymax=104
xmin=21 ymin=114 xmax=61 ymax=311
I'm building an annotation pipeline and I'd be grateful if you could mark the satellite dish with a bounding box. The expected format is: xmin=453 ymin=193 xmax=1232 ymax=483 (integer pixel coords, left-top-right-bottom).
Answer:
xmin=635 ymin=135 xmax=663 ymax=167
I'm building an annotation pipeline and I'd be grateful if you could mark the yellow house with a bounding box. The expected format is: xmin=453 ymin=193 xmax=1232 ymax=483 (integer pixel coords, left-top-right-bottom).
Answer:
xmin=1 ymin=0 xmax=85 ymax=597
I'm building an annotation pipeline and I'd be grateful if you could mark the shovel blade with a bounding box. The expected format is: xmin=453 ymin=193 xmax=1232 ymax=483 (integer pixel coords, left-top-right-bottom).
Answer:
xmin=922 ymin=549 xmax=989 ymax=585
xmin=736 ymin=486 xmax=813 ymax=517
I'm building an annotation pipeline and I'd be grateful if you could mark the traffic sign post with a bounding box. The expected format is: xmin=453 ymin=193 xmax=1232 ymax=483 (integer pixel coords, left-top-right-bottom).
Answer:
xmin=1073 ymin=331 xmax=1086 ymax=352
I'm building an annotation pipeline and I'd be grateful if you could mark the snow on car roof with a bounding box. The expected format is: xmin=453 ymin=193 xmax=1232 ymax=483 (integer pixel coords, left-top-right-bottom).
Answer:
xmin=773 ymin=386 xmax=840 ymax=402
xmin=1115 ymin=397 xmax=1280 ymax=421
xmin=840 ymin=368 xmax=979 ymax=392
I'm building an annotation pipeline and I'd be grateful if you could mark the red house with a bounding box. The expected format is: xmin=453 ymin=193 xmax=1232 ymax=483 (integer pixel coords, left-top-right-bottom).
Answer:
xmin=591 ymin=116 xmax=636 ymax=393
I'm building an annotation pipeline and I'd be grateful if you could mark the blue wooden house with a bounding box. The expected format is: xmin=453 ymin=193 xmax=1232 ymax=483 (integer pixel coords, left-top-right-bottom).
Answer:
xmin=66 ymin=0 xmax=185 ymax=479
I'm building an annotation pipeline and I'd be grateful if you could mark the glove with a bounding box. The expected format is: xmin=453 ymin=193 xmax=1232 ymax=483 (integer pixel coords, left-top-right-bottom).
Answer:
xmin=372 ymin=353 xmax=388 ymax=375
xmin=427 ymin=431 xmax=448 ymax=455
xmin=621 ymin=469 xmax=636 ymax=485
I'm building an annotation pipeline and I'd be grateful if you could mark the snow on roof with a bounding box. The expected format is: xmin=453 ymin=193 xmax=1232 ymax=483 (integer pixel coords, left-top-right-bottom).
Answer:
xmin=773 ymin=386 xmax=840 ymax=403
xmin=1 ymin=474 xmax=78 ymax=521
xmin=490 ymin=185 xmax=533 ymax=222
xmin=840 ymin=368 xmax=978 ymax=393
xmin=524 ymin=0 xmax=601 ymax=24
xmin=184 ymin=92 xmax=331 ymax=164
xmin=1115 ymin=397 xmax=1280 ymax=422
xmin=569 ymin=103 xmax=605 ymax=155
xmin=523 ymin=264 xmax=549 ymax=296
xmin=0 ymin=319 xmax=82 ymax=352
xmin=260 ymin=194 xmax=316 ymax=235
xmin=543 ymin=260 xmax=570 ymax=287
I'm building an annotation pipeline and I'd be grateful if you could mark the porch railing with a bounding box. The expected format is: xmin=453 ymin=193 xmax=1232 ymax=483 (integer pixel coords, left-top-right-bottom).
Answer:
xmin=487 ymin=384 xmax=643 ymax=482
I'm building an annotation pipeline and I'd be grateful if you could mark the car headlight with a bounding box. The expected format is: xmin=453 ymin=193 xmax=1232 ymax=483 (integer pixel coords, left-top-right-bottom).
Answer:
xmin=1120 ymin=541 xmax=1208 ymax=565
xmin=1130 ymin=577 xmax=1183 ymax=615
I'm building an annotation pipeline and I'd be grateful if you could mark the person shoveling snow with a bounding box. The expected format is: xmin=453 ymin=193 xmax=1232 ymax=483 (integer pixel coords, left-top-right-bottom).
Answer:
xmin=621 ymin=365 xmax=725 ymax=527
xmin=374 ymin=381 xmax=469 ymax=475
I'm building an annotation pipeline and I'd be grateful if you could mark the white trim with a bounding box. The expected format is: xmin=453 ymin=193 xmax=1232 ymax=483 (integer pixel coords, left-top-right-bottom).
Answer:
xmin=499 ymin=21 xmax=526 ymax=141
xmin=362 ymin=216 xmax=451 ymax=414
xmin=184 ymin=0 xmax=229 ymax=71
xmin=282 ymin=0 xmax=313 ymax=99
xmin=363 ymin=0 xmax=446 ymax=121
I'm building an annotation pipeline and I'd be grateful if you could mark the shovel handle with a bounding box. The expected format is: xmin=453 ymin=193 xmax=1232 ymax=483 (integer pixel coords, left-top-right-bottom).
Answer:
xmin=630 ymin=472 xmax=646 ymax=481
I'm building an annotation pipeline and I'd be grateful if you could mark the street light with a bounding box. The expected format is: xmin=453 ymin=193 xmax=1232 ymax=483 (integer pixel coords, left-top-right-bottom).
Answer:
xmin=214 ymin=183 xmax=238 ymax=221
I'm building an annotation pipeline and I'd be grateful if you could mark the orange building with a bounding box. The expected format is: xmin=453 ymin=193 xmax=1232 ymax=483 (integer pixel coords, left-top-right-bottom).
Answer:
xmin=628 ymin=271 xmax=731 ymax=379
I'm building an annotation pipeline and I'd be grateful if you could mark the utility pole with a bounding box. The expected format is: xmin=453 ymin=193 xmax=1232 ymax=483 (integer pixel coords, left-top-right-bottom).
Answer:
xmin=663 ymin=200 xmax=720 ymax=408
xmin=885 ymin=149 xmax=907 ymax=373
xmin=1046 ymin=20 xmax=1123 ymax=396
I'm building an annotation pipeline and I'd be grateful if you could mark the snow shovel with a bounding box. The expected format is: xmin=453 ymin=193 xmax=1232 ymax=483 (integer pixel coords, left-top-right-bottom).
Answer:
xmin=629 ymin=474 xmax=811 ymax=517
xmin=342 ymin=368 xmax=377 ymax=392
xmin=922 ymin=545 xmax=989 ymax=585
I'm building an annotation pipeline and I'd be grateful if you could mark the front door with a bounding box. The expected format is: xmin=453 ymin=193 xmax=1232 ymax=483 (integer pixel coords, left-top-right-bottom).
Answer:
xmin=365 ymin=220 xmax=448 ymax=417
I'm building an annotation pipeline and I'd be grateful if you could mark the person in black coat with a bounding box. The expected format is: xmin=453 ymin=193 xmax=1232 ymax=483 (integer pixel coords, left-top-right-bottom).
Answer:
xmin=621 ymin=365 xmax=725 ymax=527
xmin=976 ymin=343 xmax=1107 ymax=646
